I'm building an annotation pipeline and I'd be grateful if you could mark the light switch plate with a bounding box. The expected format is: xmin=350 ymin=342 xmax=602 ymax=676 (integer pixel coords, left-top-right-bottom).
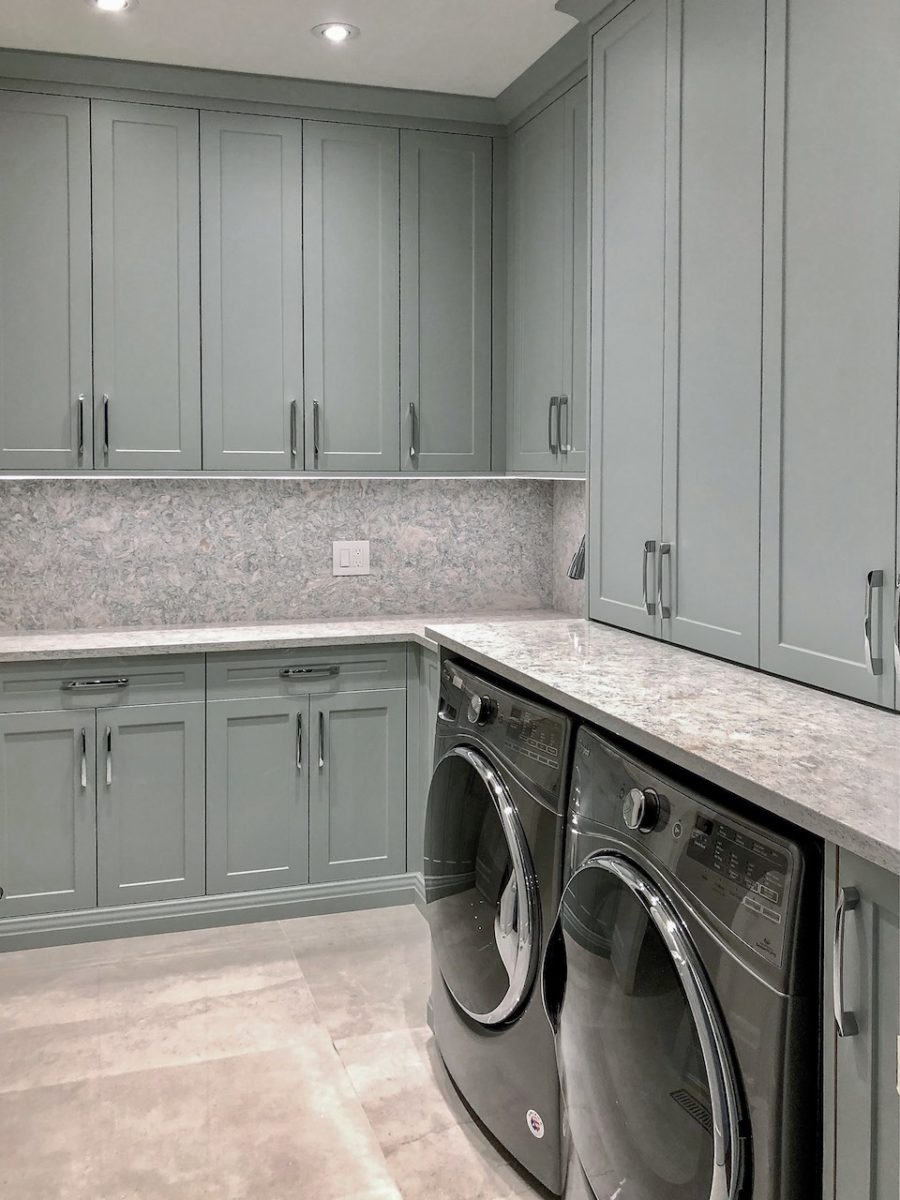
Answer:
xmin=332 ymin=540 xmax=370 ymax=576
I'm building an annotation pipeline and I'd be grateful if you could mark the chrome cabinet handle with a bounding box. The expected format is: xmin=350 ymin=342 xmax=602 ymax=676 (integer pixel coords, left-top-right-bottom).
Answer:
xmin=833 ymin=886 xmax=860 ymax=1038
xmin=641 ymin=540 xmax=657 ymax=616
xmin=318 ymin=711 xmax=325 ymax=769
xmin=894 ymin=574 xmax=900 ymax=674
xmin=80 ymin=728 xmax=87 ymax=790
xmin=296 ymin=713 xmax=303 ymax=770
xmin=548 ymin=397 xmax=559 ymax=453
xmin=76 ymin=394 xmax=85 ymax=459
xmin=279 ymin=666 xmax=339 ymax=680
xmin=864 ymin=570 xmax=884 ymax=675
xmin=102 ymin=394 xmax=110 ymax=459
xmin=558 ymin=395 xmax=570 ymax=454
xmin=63 ymin=677 xmax=129 ymax=691
xmin=312 ymin=399 xmax=320 ymax=463
xmin=105 ymin=725 xmax=112 ymax=787
xmin=408 ymin=402 xmax=417 ymax=460
xmin=657 ymin=542 xmax=672 ymax=619
xmin=290 ymin=399 xmax=298 ymax=461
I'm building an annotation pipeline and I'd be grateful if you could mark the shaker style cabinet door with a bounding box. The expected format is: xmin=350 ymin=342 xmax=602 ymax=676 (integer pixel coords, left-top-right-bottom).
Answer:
xmin=91 ymin=101 xmax=201 ymax=470
xmin=560 ymin=79 xmax=589 ymax=474
xmin=405 ymin=645 xmax=440 ymax=877
xmin=0 ymin=93 xmax=92 ymax=470
xmin=206 ymin=697 xmax=309 ymax=894
xmin=400 ymin=130 xmax=492 ymax=473
xmin=0 ymin=710 xmax=97 ymax=918
xmin=308 ymin=689 xmax=406 ymax=884
xmin=201 ymin=112 xmax=303 ymax=471
xmin=303 ymin=122 xmax=400 ymax=472
xmin=760 ymin=0 xmax=900 ymax=705
xmin=96 ymin=702 xmax=205 ymax=906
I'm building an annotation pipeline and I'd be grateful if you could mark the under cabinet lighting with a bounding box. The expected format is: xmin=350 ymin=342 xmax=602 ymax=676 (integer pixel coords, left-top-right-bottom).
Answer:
xmin=90 ymin=0 xmax=134 ymax=11
xmin=312 ymin=22 xmax=360 ymax=44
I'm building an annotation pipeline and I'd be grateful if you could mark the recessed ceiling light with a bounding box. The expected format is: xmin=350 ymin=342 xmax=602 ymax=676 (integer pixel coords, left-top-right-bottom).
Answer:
xmin=89 ymin=0 xmax=134 ymax=11
xmin=311 ymin=22 xmax=360 ymax=45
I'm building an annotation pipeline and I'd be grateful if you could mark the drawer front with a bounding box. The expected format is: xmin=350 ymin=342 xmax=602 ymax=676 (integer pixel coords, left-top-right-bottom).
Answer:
xmin=0 ymin=656 xmax=205 ymax=713
xmin=207 ymin=644 xmax=406 ymax=700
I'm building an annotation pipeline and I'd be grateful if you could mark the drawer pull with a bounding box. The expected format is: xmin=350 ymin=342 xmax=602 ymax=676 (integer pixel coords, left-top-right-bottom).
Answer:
xmin=105 ymin=725 xmax=113 ymax=787
xmin=63 ymin=677 xmax=129 ymax=691
xmin=279 ymin=666 xmax=339 ymax=680
xmin=80 ymin=728 xmax=87 ymax=790
xmin=318 ymin=710 xmax=325 ymax=769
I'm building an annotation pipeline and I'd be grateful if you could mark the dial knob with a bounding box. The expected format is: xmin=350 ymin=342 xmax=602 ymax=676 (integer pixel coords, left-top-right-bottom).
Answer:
xmin=467 ymin=694 xmax=495 ymax=726
xmin=623 ymin=787 xmax=661 ymax=833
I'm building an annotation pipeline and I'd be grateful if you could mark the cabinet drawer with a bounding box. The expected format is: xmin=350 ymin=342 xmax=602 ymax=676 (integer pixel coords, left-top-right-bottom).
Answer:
xmin=207 ymin=644 xmax=406 ymax=700
xmin=0 ymin=656 xmax=205 ymax=713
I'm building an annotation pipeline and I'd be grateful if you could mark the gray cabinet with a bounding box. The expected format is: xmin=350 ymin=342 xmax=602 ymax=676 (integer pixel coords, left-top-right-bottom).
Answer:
xmin=759 ymin=0 xmax=900 ymax=706
xmin=824 ymin=849 xmax=899 ymax=1200
xmin=406 ymin=645 xmax=440 ymax=877
xmin=96 ymin=702 xmax=205 ymax=906
xmin=91 ymin=101 xmax=201 ymax=470
xmin=400 ymin=131 xmax=492 ymax=473
xmin=206 ymin=697 xmax=308 ymax=894
xmin=309 ymin=689 xmax=406 ymax=884
xmin=303 ymin=122 xmax=400 ymax=472
xmin=0 ymin=92 xmax=92 ymax=470
xmin=507 ymin=81 xmax=587 ymax=474
xmin=201 ymin=111 xmax=303 ymax=472
xmin=0 ymin=710 xmax=97 ymax=918
xmin=589 ymin=0 xmax=764 ymax=666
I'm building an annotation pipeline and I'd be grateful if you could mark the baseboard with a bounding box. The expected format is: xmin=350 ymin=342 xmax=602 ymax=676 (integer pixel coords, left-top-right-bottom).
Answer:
xmin=0 ymin=873 xmax=419 ymax=953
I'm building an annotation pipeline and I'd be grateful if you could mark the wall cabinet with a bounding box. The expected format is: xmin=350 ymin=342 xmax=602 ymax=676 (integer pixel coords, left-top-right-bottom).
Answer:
xmin=507 ymin=81 xmax=587 ymax=474
xmin=824 ymin=849 xmax=899 ymax=1200
xmin=588 ymin=0 xmax=765 ymax=667
xmin=0 ymin=92 xmax=92 ymax=470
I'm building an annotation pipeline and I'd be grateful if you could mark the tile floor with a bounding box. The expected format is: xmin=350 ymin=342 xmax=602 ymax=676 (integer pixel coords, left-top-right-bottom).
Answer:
xmin=0 ymin=904 xmax=546 ymax=1200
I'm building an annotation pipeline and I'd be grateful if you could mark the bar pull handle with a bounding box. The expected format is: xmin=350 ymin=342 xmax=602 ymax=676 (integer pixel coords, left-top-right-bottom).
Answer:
xmin=279 ymin=666 xmax=339 ymax=680
xmin=77 ymin=394 xmax=85 ymax=460
xmin=558 ymin=395 xmax=570 ymax=454
xmin=642 ymin=540 xmax=657 ymax=616
xmin=657 ymin=542 xmax=672 ymax=619
xmin=318 ymin=710 xmax=325 ymax=769
xmin=313 ymin=399 xmax=320 ymax=463
xmin=296 ymin=713 xmax=303 ymax=770
xmin=290 ymin=399 xmax=298 ymax=462
xmin=548 ymin=397 xmax=559 ymax=453
xmin=105 ymin=725 xmax=112 ymax=787
xmin=864 ymin=570 xmax=884 ymax=675
xmin=833 ymin=886 xmax=860 ymax=1038
xmin=80 ymin=728 xmax=87 ymax=790
xmin=102 ymin=394 xmax=110 ymax=460
xmin=408 ymin=402 xmax=417 ymax=460
xmin=63 ymin=677 xmax=129 ymax=691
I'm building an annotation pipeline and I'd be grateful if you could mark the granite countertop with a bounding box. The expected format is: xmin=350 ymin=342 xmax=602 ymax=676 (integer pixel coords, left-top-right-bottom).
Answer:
xmin=0 ymin=610 xmax=565 ymax=663
xmin=426 ymin=618 xmax=900 ymax=874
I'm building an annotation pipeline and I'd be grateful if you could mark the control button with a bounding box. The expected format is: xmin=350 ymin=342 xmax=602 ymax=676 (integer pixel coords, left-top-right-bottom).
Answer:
xmin=622 ymin=787 xmax=662 ymax=834
xmin=742 ymin=895 xmax=763 ymax=914
xmin=759 ymin=906 xmax=782 ymax=925
xmin=672 ymin=820 xmax=684 ymax=840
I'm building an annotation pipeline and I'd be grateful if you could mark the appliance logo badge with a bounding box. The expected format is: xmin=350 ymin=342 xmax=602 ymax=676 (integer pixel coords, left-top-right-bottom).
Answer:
xmin=526 ymin=1109 xmax=545 ymax=1139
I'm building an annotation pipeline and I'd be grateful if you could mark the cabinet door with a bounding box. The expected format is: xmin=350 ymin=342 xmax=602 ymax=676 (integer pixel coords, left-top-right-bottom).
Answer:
xmin=400 ymin=130 xmax=492 ymax=473
xmin=96 ymin=702 xmax=205 ymax=906
xmin=559 ymin=80 xmax=588 ymax=474
xmin=588 ymin=0 xmax=668 ymax=635
xmin=303 ymin=122 xmax=399 ymax=472
xmin=91 ymin=101 xmax=201 ymax=470
xmin=406 ymin=646 xmax=440 ymax=876
xmin=206 ymin=698 xmax=308 ymax=894
xmin=659 ymin=0 xmax=765 ymax=665
xmin=825 ymin=850 xmax=899 ymax=1200
xmin=760 ymin=0 xmax=900 ymax=705
xmin=201 ymin=112 xmax=303 ymax=471
xmin=507 ymin=98 xmax=566 ymax=472
xmin=0 ymin=93 xmax=92 ymax=470
xmin=309 ymin=689 xmax=406 ymax=884
xmin=0 ymin=711 xmax=96 ymax=918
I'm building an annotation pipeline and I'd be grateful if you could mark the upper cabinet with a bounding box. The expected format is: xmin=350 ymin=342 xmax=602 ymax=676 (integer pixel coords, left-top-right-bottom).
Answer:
xmin=200 ymin=111 xmax=303 ymax=472
xmin=759 ymin=0 xmax=900 ymax=706
xmin=400 ymin=131 xmax=493 ymax=473
xmin=588 ymin=0 xmax=765 ymax=666
xmin=91 ymin=101 xmax=201 ymax=470
xmin=0 ymin=93 xmax=92 ymax=470
xmin=507 ymin=81 xmax=588 ymax=474
xmin=303 ymin=122 xmax=400 ymax=472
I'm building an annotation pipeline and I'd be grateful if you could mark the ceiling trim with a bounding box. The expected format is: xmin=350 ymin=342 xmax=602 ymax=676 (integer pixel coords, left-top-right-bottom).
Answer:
xmin=496 ymin=22 xmax=588 ymax=126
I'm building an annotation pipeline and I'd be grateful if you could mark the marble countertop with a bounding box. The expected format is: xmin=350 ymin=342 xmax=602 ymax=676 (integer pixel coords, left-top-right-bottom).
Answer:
xmin=426 ymin=618 xmax=900 ymax=874
xmin=0 ymin=610 xmax=564 ymax=663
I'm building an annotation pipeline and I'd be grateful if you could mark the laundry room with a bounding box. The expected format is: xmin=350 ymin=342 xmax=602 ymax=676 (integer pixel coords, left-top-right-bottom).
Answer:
xmin=0 ymin=1 xmax=897 ymax=1198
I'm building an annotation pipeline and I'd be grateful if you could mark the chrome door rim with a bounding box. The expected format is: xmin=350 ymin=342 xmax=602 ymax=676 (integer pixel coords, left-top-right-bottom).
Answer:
xmin=553 ymin=851 xmax=745 ymax=1200
xmin=429 ymin=744 xmax=540 ymax=1026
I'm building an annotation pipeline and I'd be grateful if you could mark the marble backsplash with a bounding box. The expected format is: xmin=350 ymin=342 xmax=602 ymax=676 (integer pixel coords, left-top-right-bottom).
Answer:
xmin=1 ymin=477 xmax=566 ymax=631
xmin=552 ymin=480 xmax=586 ymax=617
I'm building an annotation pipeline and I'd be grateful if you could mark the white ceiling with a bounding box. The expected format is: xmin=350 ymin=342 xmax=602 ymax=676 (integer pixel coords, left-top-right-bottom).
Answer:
xmin=0 ymin=1 xmax=577 ymax=98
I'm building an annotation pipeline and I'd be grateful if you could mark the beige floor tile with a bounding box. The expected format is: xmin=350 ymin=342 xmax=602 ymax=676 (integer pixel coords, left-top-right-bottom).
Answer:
xmin=384 ymin=1120 xmax=543 ymax=1200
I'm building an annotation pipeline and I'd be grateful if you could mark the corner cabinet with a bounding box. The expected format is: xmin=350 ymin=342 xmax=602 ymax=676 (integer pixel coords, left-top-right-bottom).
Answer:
xmin=507 ymin=81 xmax=587 ymax=474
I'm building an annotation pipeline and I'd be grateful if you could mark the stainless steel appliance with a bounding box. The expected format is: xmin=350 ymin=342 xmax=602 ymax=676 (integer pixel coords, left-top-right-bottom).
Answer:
xmin=424 ymin=659 xmax=573 ymax=1194
xmin=543 ymin=725 xmax=821 ymax=1200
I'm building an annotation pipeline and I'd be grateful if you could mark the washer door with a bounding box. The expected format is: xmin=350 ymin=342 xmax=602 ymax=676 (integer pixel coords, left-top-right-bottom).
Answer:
xmin=424 ymin=744 xmax=540 ymax=1026
xmin=542 ymin=852 xmax=746 ymax=1200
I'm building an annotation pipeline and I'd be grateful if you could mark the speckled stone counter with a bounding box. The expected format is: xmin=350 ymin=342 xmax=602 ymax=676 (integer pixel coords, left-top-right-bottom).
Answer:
xmin=426 ymin=618 xmax=900 ymax=873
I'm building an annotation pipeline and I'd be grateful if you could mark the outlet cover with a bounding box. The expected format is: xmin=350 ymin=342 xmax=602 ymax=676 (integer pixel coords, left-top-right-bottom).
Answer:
xmin=332 ymin=540 xmax=370 ymax=576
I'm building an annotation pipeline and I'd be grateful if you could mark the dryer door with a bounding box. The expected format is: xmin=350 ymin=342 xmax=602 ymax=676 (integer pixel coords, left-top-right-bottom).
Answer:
xmin=542 ymin=852 xmax=746 ymax=1200
xmin=424 ymin=744 xmax=540 ymax=1026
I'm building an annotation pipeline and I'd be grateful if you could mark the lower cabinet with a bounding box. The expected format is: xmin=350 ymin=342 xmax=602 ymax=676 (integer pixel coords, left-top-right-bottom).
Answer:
xmin=825 ymin=848 xmax=900 ymax=1200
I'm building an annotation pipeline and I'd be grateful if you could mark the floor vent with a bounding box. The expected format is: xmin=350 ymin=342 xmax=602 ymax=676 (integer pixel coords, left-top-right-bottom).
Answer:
xmin=670 ymin=1089 xmax=713 ymax=1136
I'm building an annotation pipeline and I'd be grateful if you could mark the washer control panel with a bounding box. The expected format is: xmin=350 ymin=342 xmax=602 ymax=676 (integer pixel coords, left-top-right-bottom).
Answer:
xmin=504 ymin=704 xmax=564 ymax=769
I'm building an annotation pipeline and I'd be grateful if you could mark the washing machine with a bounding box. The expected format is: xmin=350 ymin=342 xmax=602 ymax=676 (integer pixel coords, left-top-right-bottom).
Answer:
xmin=424 ymin=658 xmax=574 ymax=1194
xmin=542 ymin=725 xmax=821 ymax=1200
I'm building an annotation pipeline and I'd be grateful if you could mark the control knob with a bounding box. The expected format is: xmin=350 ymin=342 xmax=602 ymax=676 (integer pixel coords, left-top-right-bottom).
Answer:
xmin=467 ymin=694 xmax=495 ymax=726
xmin=623 ymin=787 xmax=661 ymax=833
